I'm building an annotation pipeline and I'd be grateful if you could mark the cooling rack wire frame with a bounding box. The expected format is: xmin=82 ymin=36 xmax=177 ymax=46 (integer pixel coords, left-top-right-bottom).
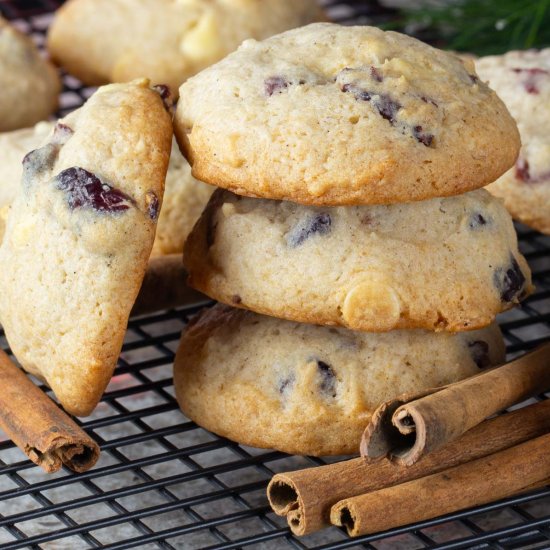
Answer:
xmin=0 ymin=1 xmax=549 ymax=548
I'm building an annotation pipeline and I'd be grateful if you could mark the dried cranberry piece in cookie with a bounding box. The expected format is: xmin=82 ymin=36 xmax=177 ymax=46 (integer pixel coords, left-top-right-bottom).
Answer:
xmin=468 ymin=340 xmax=491 ymax=368
xmin=145 ymin=191 xmax=160 ymax=221
xmin=493 ymin=257 xmax=527 ymax=303
xmin=286 ymin=212 xmax=331 ymax=247
xmin=317 ymin=360 xmax=337 ymax=398
xmin=512 ymin=67 xmax=549 ymax=94
xmin=469 ymin=212 xmax=488 ymax=229
xmin=375 ymin=94 xmax=401 ymax=123
xmin=413 ymin=125 xmax=434 ymax=147
xmin=55 ymin=167 xmax=134 ymax=213
xmin=153 ymin=84 xmax=173 ymax=111
xmin=264 ymin=76 xmax=289 ymax=96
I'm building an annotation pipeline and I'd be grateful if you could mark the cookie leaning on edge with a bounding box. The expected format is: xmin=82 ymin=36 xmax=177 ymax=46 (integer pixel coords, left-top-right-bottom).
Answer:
xmin=174 ymin=304 xmax=506 ymax=456
xmin=47 ymin=0 xmax=324 ymax=93
xmin=476 ymin=49 xmax=550 ymax=235
xmin=184 ymin=189 xmax=532 ymax=332
xmin=175 ymin=23 xmax=520 ymax=205
xmin=0 ymin=79 xmax=172 ymax=416
xmin=0 ymin=16 xmax=60 ymax=132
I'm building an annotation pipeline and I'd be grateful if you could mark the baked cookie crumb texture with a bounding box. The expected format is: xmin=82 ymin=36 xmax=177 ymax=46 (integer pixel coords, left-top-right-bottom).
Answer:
xmin=476 ymin=49 xmax=550 ymax=234
xmin=174 ymin=304 xmax=506 ymax=456
xmin=0 ymin=80 xmax=172 ymax=416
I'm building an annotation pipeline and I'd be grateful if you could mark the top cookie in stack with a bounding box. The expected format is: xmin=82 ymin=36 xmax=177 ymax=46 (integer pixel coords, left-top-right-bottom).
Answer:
xmin=175 ymin=23 xmax=519 ymax=206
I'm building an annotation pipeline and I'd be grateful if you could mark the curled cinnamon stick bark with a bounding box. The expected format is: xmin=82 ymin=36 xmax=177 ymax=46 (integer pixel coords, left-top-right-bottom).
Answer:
xmin=332 ymin=433 xmax=550 ymax=536
xmin=0 ymin=350 xmax=99 ymax=473
xmin=267 ymin=399 xmax=550 ymax=536
xmin=362 ymin=342 xmax=550 ymax=466
xmin=133 ymin=254 xmax=207 ymax=315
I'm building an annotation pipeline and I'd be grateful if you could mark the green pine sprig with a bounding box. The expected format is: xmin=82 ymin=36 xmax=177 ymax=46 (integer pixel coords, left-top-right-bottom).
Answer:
xmin=388 ymin=0 xmax=550 ymax=55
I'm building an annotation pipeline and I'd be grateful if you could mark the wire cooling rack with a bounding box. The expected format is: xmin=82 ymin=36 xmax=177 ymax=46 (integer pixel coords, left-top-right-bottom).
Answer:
xmin=0 ymin=1 xmax=549 ymax=549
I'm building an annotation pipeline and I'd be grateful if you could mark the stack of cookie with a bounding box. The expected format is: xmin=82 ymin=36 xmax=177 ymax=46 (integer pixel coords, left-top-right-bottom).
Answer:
xmin=173 ymin=23 xmax=533 ymax=456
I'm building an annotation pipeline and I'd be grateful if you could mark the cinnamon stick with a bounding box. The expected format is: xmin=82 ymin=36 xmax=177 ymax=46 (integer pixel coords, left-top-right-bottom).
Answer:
xmin=132 ymin=254 xmax=207 ymax=315
xmin=267 ymin=399 xmax=550 ymax=536
xmin=0 ymin=350 xmax=99 ymax=473
xmin=331 ymin=433 xmax=550 ymax=536
xmin=362 ymin=342 xmax=550 ymax=466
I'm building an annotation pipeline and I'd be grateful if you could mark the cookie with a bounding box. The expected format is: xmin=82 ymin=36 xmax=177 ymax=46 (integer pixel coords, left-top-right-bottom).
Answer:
xmin=184 ymin=189 xmax=532 ymax=332
xmin=476 ymin=49 xmax=550 ymax=234
xmin=151 ymin=140 xmax=214 ymax=256
xmin=47 ymin=0 xmax=324 ymax=93
xmin=0 ymin=79 xmax=172 ymax=416
xmin=174 ymin=304 xmax=506 ymax=456
xmin=175 ymin=23 xmax=520 ymax=205
xmin=0 ymin=17 xmax=60 ymax=131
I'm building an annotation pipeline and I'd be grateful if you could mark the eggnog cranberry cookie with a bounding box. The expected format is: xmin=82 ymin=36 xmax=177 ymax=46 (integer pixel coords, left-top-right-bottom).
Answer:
xmin=47 ymin=0 xmax=323 ymax=92
xmin=175 ymin=23 xmax=520 ymax=205
xmin=152 ymin=140 xmax=214 ymax=256
xmin=174 ymin=305 xmax=505 ymax=456
xmin=0 ymin=80 xmax=172 ymax=416
xmin=184 ymin=189 xmax=532 ymax=332
xmin=476 ymin=49 xmax=550 ymax=234
xmin=0 ymin=16 xmax=60 ymax=131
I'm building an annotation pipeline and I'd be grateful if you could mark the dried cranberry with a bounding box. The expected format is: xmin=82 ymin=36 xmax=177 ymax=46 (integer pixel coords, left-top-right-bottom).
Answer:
xmin=55 ymin=167 xmax=133 ymax=213
xmin=468 ymin=341 xmax=491 ymax=368
xmin=52 ymin=123 xmax=74 ymax=144
xmin=317 ymin=360 xmax=336 ymax=397
xmin=413 ymin=125 xmax=434 ymax=147
xmin=145 ymin=191 xmax=159 ymax=221
xmin=264 ymin=76 xmax=288 ymax=96
xmin=516 ymin=158 xmax=531 ymax=182
xmin=375 ymin=94 xmax=402 ymax=123
xmin=468 ymin=74 xmax=480 ymax=85
xmin=370 ymin=66 xmax=383 ymax=82
xmin=494 ymin=257 xmax=526 ymax=303
xmin=420 ymin=96 xmax=438 ymax=107
xmin=469 ymin=213 xmax=488 ymax=229
xmin=153 ymin=84 xmax=172 ymax=110
xmin=512 ymin=67 xmax=549 ymax=94
xmin=278 ymin=374 xmax=295 ymax=395
xmin=287 ymin=212 xmax=332 ymax=247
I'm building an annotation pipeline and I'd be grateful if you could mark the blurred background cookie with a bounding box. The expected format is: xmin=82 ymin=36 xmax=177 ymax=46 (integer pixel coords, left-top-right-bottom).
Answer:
xmin=174 ymin=304 xmax=506 ymax=456
xmin=47 ymin=0 xmax=324 ymax=93
xmin=151 ymin=140 xmax=214 ymax=256
xmin=0 ymin=16 xmax=60 ymax=131
xmin=476 ymin=49 xmax=550 ymax=235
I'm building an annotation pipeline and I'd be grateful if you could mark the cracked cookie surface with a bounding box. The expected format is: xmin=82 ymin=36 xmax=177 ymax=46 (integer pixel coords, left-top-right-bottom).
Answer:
xmin=0 ymin=80 xmax=172 ymax=416
xmin=0 ymin=16 xmax=60 ymax=131
xmin=476 ymin=49 xmax=550 ymax=234
xmin=174 ymin=304 xmax=506 ymax=456
xmin=184 ymin=189 xmax=532 ymax=332
xmin=175 ymin=23 xmax=520 ymax=205
xmin=47 ymin=0 xmax=323 ymax=93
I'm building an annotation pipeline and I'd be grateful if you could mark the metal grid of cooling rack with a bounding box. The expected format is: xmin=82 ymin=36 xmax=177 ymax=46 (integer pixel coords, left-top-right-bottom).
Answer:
xmin=0 ymin=1 xmax=549 ymax=549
